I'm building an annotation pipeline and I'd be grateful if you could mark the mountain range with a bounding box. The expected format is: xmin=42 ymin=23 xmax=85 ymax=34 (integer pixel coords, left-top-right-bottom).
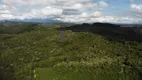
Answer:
xmin=6 ymin=18 xmax=63 ymax=23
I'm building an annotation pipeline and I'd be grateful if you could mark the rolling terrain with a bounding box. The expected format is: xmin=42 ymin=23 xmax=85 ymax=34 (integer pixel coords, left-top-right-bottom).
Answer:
xmin=0 ymin=22 xmax=142 ymax=80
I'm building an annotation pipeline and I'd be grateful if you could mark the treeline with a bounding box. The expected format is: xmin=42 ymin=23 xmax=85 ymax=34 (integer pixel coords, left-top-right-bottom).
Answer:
xmin=0 ymin=23 xmax=38 ymax=34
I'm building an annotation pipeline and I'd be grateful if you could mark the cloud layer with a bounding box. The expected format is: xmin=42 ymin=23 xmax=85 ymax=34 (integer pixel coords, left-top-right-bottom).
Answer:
xmin=0 ymin=0 xmax=142 ymax=23
xmin=131 ymin=4 xmax=142 ymax=17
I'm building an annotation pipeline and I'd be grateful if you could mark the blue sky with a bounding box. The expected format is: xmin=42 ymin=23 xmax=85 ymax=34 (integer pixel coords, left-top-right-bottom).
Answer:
xmin=0 ymin=0 xmax=142 ymax=23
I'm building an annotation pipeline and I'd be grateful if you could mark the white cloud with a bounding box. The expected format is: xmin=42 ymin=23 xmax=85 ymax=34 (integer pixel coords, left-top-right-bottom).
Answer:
xmin=0 ymin=5 xmax=17 ymax=20
xmin=79 ymin=11 xmax=102 ymax=18
xmin=0 ymin=5 xmax=16 ymax=11
xmin=18 ymin=6 xmax=63 ymax=19
xmin=3 ymin=0 xmax=27 ymax=6
xmin=131 ymin=4 xmax=142 ymax=12
xmin=0 ymin=10 xmax=11 ymax=14
xmin=62 ymin=2 xmax=97 ymax=15
xmin=0 ymin=4 xmax=63 ymax=20
xmin=80 ymin=12 xmax=88 ymax=17
xmin=56 ymin=15 xmax=141 ymax=23
xmin=42 ymin=7 xmax=63 ymax=16
xmin=98 ymin=1 xmax=108 ymax=7
xmin=0 ymin=0 xmax=141 ymax=23
xmin=69 ymin=3 xmax=83 ymax=10
xmin=0 ymin=14 xmax=14 ymax=20
xmin=2 ymin=0 xmax=98 ymax=20
xmin=93 ymin=11 xmax=102 ymax=16
xmin=3 ymin=0 xmax=90 ymax=6
xmin=130 ymin=4 xmax=142 ymax=18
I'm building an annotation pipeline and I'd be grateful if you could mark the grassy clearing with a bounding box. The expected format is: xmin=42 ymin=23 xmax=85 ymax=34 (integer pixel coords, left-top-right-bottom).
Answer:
xmin=35 ymin=68 xmax=94 ymax=80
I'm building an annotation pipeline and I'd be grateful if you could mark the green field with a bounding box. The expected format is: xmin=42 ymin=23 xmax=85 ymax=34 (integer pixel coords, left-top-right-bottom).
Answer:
xmin=35 ymin=68 xmax=94 ymax=80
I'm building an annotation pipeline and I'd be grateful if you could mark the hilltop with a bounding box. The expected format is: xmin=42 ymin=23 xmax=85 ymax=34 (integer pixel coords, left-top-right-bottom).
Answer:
xmin=58 ymin=22 xmax=142 ymax=42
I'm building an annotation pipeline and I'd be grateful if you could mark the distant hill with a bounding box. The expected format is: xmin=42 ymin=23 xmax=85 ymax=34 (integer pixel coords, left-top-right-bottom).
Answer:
xmin=57 ymin=22 xmax=142 ymax=42
xmin=57 ymin=22 xmax=121 ymax=31
xmin=7 ymin=18 xmax=63 ymax=23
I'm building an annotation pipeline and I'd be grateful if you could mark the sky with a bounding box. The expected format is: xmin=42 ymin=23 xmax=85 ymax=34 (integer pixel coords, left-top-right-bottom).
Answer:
xmin=0 ymin=0 xmax=142 ymax=23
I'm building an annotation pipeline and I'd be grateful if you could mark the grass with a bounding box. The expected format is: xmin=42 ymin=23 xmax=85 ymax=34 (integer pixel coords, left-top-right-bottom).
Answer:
xmin=35 ymin=68 xmax=94 ymax=80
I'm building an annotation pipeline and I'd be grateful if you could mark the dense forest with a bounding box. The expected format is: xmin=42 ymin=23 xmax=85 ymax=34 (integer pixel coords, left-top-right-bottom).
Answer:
xmin=0 ymin=22 xmax=142 ymax=80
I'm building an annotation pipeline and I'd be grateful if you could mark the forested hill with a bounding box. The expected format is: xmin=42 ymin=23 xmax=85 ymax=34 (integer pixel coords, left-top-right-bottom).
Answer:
xmin=0 ymin=23 xmax=142 ymax=80
xmin=57 ymin=22 xmax=142 ymax=42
